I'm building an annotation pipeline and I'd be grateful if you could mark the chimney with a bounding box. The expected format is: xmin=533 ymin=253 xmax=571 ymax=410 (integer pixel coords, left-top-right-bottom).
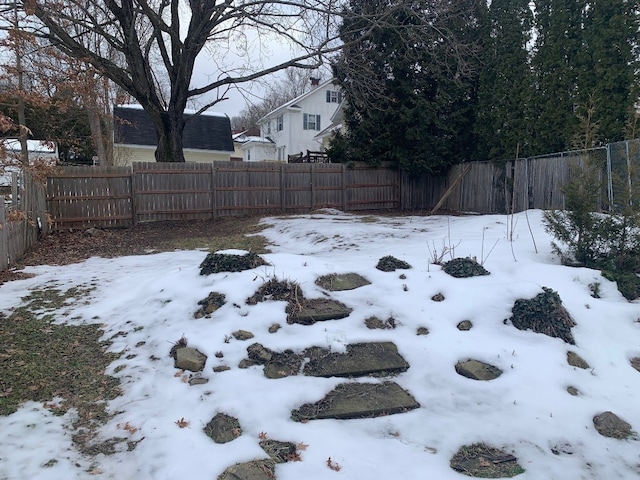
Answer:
xmin=310 ymin=77 xmax=320 ymax=86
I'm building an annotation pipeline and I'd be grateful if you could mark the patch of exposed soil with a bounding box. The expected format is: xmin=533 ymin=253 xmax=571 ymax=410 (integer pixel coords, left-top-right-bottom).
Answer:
xmin=0 ymin=216 xmax=267 ymax=284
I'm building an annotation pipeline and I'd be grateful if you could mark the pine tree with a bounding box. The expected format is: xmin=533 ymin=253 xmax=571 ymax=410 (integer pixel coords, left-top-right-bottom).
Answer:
xmin=331 ymin=0 xmax=484 ymax=176
xmin=530 ymin=0 xmax=585 ymax=155
xmin=579 ymin=0 xmax=638 ymax=144
xmin=474 ymin=0 xmax=534 ymax=161
xmin=443 ymin=0 xmax=487 ymax=164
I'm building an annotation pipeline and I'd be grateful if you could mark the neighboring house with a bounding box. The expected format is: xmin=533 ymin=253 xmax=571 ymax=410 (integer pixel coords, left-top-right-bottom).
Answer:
xmin=314 ymin=99 xmax=345 ymax=151
xmin=1 ymin=139 xmax=59 ymax=165
xmin=231 ymin=127 xmax=273 ymax=162
xmin=113 ymin=105 xmax=234 ymax=164
xmin=239 ymin=136 xmax=276 ymax=162
xmin=252 ymin=79 xmax=343 ymax=162
xmin=0 ymin=138 xmax=59 ymax=188
xmin=231 ymin=127 xmax=259 ymax=161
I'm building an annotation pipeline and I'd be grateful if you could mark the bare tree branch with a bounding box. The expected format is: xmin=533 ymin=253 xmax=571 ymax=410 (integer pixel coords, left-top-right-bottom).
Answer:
xmin=1 ymin=0 xmax=474 ymax=163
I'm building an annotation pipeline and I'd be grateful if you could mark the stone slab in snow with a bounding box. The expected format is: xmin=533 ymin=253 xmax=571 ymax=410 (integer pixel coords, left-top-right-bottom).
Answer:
xmin=303 ymin=341 xmax=410 ymax=378
xmin=292 ymin=381 xmax=420 ymax=421
xmin=288 ymin=298 xmax=352 ymax=325
xmin=217 ymin=460 xmax=275 ymax=480
xmin=204 ymin=413 xmax=242 ymax=444
xmin=174 ymin=347 xmax=207 ymax=372
xmin=593 ymin=411 xmax=634 ymax=439
xmin=455 ymin=359 xmax=503 ymax=381
xmin=315 ymin=272 xmax=371 ymax=291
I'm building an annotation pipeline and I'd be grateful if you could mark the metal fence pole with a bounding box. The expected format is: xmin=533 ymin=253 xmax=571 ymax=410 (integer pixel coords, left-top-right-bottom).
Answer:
xmin=606 ymin=143 xmax=613 ymax=211
xmin=626 ymin=140 xmax=632 ymax=206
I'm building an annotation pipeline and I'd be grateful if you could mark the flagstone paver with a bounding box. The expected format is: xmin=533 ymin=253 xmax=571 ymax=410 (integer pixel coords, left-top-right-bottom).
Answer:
xmin=291 ymin=381 xmax=420 ymax=421
xmin=455 ymin=359 xmax=503 ymax=381
xmin=315 ymin=273 xmax=371 ymax=291
xmin=287 ymin=298 xmax=352 ymax=324
xmin=303 ymin=342 xmax=410 ymax=377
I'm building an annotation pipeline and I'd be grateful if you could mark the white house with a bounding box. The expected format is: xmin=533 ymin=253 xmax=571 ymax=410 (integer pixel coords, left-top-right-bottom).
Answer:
xmin=2 ymin=139 xmax=59 ymax=165
xmin=314 ymin=99 xmax=345 ymax=151
xmin=239 ymin=135 xmax=277 ymax=162
xmin=253 ymin=79 xmax=343 ymax=162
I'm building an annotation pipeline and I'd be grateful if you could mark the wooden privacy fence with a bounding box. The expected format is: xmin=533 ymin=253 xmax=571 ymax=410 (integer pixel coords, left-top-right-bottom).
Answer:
xmin=47 ymin=162 xmax=400 ymax=230
xmin=46 ymin=150 xmax=612 ymax=231
xmin=0 ymin=173 xmax=49 ymax=270
xmin=419 ymin=148 xmax=611 ymax=214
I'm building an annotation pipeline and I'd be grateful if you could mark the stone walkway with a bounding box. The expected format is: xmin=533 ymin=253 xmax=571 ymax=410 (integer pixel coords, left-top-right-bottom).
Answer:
xmin=179 ymin=260 xmax=639 ymax=479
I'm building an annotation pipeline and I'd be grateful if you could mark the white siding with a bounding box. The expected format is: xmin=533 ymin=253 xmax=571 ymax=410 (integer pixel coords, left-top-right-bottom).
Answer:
xmin=259 ymin=82 xmax=341 ymax=158
xmin=241 ymin=143 xmax=277 ymax=162
xmin=114 ymin=145 xmax=232 ymax=166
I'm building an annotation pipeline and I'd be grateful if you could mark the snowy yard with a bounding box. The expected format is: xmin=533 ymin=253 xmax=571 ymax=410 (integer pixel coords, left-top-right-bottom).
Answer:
xmin=1 ymin=210 xmax=639 ymax=479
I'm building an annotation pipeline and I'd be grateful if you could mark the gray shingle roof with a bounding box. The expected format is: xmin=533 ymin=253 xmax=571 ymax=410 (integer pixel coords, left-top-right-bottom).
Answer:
xmin=114 ymin=106 xmax=234 ymax=152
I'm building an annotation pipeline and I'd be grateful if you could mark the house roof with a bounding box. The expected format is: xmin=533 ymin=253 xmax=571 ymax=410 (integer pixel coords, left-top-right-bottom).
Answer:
xmin=240 ymin=136 xmax=276 ymax=150
xmin=114 ymin=105 xmax=234 ymax=152
xmin=314 ymin=99 xmax=345 ymax=140
xmin=233 ymin=127 xmax=264 ymax=143
xmin=233 ymin=126 xmax=261 ymax=139
xmin=4 ymin=139 xmax=56 ymax=153
xmin=257 ymin=78 xmax=338 ymax=124
xmin=314 ymin=122 xmax=343 ymax=141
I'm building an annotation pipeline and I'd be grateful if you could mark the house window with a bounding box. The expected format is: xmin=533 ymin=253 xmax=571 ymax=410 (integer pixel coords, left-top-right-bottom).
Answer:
xmin=265 ymin=121 xmax=271 ymax=135
xmin=277 ymin=115 xmax=283 ymax=132
xmin=246 ymin=149 xmax=251 ymax=161
xmin=326 ymin=90 xmax=342 ymax=103
xmin=303 ymin=113 xmax=321 ymax=131
xmin=277 ymin=146 xmax=286 ymax=161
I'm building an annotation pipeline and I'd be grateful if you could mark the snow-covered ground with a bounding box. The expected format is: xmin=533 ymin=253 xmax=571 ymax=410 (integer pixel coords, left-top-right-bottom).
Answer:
xmin=1 ymin=210 xmax=639 ymax=479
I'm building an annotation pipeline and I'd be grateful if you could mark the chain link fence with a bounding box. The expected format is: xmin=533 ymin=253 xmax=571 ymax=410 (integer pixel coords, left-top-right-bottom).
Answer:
xmin=505 ymin=140 xmax=639 ymax=213
xmin=607 ymin=138 xmax=640 ymax=211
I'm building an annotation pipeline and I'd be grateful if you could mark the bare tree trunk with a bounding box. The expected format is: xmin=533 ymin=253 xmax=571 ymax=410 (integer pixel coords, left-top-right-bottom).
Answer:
xmin=86 ymin=105 xmax=107 ymax=165
xmin=152 ymin=107 xmax=186 ymax=163
xmin=101 ymin=78 xmax=115 ymax=166
xmin=103 ymin=116 xmax=114 ymax=166
xmin=16 ymin=99 xmax=28 ymax=165
xmin=14 ymin=5 xmax=28 ymax=166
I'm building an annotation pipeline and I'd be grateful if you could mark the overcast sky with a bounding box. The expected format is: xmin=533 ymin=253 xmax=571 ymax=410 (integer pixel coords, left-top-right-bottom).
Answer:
xmin=190 ymin=27 xmax=334 ymax=119
xmin=190 ymin=35 xmax=300 ymax=119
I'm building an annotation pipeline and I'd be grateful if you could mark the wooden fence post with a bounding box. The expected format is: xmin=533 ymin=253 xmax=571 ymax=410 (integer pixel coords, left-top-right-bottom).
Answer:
xmin=11 ymin=172 xmax=18 ymax=207
xmin=211 ymin=163 xmax=218 ymax=219
xmin=342 ymin=163 xmax=348 ymax=212
xmin=280 ymin=163 xmax=286 ymax=213
xmin=310 ymin=163 xmax=316 ymax=211
xmin=430 ymin=163 xmax=472 ymax=215
xmin=0 ymin=203 xmax=7 ymax=271
xmin=395 ymin=168 xmax=401 ymax=210
xmin=130 ymin=166 xmax=137 ymax=226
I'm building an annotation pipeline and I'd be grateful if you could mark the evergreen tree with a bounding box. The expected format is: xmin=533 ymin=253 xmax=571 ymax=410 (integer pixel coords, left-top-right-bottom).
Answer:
xmin=579 ymin=0 xmax=638 ymax=144
xmin=444 ymin=0 xmax=487 ymax=163
xmin=331 ymin=0 xmax=484 ymax=177
xmin=475 ymin=0 xmax=534 ymax=161
xmin=530 ymin=0 xmax=585 ymax=155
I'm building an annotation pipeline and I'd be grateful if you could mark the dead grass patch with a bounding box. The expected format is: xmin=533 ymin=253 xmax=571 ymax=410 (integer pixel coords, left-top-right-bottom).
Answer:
xmin=0 ymin=286 xmax=122 ymax=456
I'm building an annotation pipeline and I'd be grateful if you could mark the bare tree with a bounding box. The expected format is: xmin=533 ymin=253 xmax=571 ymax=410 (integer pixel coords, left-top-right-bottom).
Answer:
xmin=11 ymin=0 xmax=342 ymax=162
xmin=0 ymin=14 xmax=122 ymax=166
xmin=10 ymin=0 xmax=472 ymax=162
xmin=3 ymin=3 xmax=30 ymax=164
